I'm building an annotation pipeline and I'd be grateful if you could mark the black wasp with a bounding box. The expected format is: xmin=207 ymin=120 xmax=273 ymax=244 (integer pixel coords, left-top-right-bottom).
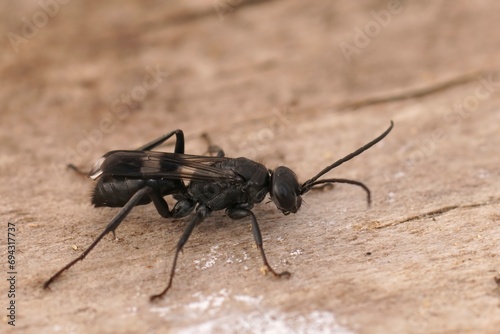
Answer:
xmin=44 ymin=121 xmax=393 ymax=301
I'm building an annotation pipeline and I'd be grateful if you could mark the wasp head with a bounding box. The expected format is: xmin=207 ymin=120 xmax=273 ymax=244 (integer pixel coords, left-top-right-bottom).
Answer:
xmin=269 ymin=166 xmax=302 ymax=215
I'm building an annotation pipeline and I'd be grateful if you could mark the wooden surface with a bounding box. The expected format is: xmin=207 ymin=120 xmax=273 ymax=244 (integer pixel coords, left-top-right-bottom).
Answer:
xmin=1 ymin=1 xmax=500 ymax=333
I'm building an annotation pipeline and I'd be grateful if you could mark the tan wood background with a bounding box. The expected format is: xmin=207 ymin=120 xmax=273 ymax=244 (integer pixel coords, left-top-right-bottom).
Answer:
xmin=1 ymin=1 xmax=500 ymax=333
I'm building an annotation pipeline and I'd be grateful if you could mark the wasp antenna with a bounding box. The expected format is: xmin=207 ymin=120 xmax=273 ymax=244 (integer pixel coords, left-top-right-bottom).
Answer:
xmin=301 ymin=121 xmax=393 ymax=194
xmin=302 ymin=178 xmax=371 ymax=206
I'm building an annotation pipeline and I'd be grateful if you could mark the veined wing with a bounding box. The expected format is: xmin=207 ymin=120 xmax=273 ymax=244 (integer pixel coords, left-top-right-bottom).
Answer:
xmin=88 ymin=150 xmax=236 ymax=181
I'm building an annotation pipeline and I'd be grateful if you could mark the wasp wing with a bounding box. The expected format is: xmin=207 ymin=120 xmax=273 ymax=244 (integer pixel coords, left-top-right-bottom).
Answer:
xmin=89 ymin=150 xmax=237 ymax=181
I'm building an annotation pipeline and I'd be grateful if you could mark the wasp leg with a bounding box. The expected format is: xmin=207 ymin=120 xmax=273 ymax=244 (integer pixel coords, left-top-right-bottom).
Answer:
xmin=150 ymin=205 xmax=212 ymax=301
xmin=227 ymin=207 xmax=291 ymax=278
xmin=43 ymin=186 xmax=154 ymax=289
xmin=137 ymin=129 xmax=185 ymax=154
xmin=67 ymin=163 xmax=88 ymax=176
xmin=201 ymin=133 xmax=225 ymax=157
xmin=149 ymin=192 xmax=195 ymax=219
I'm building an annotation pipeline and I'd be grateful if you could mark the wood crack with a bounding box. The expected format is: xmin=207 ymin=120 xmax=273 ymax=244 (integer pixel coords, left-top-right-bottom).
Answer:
xmin=141 ymin=0 xmax=279 ymax=31
xmin=226 ymin=70 xmax=496 ymax=131
xmin=334 ymin=71 xmax=489 ymax=111
xmin=372 ymin=197 xmax=500 ymax=230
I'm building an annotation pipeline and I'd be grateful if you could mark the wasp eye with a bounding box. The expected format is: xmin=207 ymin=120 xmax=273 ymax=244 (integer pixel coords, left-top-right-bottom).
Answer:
xmin=270 ymin=166 xmax=302 ymax=214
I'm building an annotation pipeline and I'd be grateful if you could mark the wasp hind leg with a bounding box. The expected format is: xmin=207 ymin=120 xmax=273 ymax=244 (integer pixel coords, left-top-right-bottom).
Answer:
xmin=136 ymin=129 xmax=185 ymax=153
xmin=44 ymin=186 xmax=154 ymax=289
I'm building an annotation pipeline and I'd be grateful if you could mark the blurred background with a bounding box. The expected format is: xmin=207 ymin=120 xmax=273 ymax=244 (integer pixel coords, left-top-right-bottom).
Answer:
xmin=3 ymin=1 xmax=498 ymax=164
xmin=1 ymin=1 xmax=499 ymax=333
